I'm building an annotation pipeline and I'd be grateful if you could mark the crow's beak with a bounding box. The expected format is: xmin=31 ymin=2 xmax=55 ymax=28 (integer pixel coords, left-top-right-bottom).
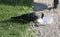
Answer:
xmin=41 ymin=13 xmax=44 ymax=18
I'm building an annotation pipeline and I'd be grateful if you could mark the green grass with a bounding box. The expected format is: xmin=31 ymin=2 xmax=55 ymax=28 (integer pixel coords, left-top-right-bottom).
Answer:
xmin=0 ymin=0 xmax=33 ymax=37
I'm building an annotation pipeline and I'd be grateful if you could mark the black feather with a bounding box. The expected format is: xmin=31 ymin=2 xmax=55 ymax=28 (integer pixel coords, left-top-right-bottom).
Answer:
xmin=11 ymin=13 xmax=38 ymax=21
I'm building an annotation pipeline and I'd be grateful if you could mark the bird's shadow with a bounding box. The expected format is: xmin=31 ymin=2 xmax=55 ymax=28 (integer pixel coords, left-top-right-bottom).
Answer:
xmin=33 ymin=2 xmax=54 ymax=11
xmin=33 ymin=3 xmax=48 ymax=11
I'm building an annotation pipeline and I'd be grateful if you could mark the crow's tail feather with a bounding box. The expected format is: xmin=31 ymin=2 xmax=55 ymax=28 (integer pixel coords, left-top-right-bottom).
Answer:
xmin=11 ymin=16 xmax=22 ymax=20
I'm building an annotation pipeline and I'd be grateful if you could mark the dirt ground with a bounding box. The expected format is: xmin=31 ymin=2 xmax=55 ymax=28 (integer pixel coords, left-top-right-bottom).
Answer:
xmin=30 ymin=0 xmax=60 ymax=37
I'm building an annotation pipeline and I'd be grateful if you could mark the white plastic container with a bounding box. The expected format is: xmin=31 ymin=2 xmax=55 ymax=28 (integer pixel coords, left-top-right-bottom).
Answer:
xmin=37 ymin=16 xmax=53 ymax=25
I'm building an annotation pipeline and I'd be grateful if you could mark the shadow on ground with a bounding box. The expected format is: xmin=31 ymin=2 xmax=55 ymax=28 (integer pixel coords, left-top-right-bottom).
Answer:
xmin=0 ymin=0 xmax=33 ymax=7
xmin=33 ymin=2 xmax=48 ymax=11
xmin=33 ymin=2 xmax=53 ymax=11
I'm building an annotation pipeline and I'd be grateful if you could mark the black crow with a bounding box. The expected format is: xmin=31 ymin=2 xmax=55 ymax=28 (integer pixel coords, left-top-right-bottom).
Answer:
xmin=11 ymin=13 xmax=44 ymax=21
xmin=11 ymin=13 xmax=38 ymax=21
